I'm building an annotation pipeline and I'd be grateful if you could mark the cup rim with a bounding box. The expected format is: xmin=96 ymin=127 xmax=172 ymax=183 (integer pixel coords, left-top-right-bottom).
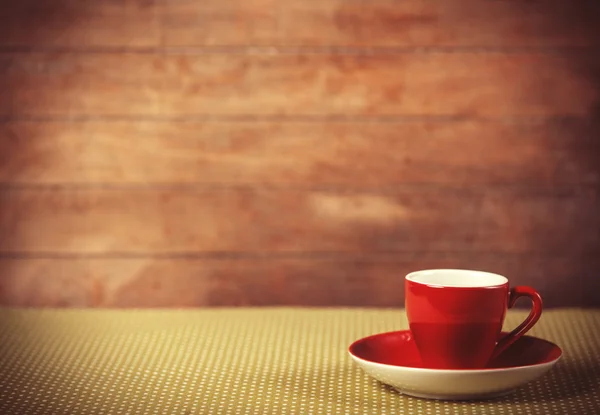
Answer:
xmin=405 ymin=268 xmax=508 ymax=289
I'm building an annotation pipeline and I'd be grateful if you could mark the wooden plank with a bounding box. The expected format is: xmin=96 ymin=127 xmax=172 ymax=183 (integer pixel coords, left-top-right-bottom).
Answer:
xmin=162 ymin=0 xmax=600 ymax=48
xmin=0 ymin=52 xmax=596 ymax=117
xmin=0 ymin=0 xmax=597 ymax=49
xmin=0 ymin=0 xmax=159 ymax=48
xmin=0 ymin=187 xmax=597 ymax=254
xmin=0 ymin=254 xmax=593 ymax=307
xmin=1 ymin=120 xmax=599 ymax=186
xmin=0 ymin=53 xmax=161 ymax=117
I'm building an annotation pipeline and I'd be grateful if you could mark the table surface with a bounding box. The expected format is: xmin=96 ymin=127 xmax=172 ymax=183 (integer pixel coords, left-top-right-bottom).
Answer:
xmin=0 ymin=307 xmax=599 ymax=415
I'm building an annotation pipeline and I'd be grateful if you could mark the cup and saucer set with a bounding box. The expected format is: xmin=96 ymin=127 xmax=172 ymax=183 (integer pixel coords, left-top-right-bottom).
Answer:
xmin=348 ymin=269 xmax=562 ymax=400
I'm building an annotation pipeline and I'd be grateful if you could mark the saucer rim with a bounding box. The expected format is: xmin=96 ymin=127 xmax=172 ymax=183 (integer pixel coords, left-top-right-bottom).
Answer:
xmin=348 ymin=330 xmax=563 ymax=374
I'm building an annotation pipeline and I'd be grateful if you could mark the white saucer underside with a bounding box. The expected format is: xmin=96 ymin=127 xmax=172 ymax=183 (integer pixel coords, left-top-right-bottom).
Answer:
xmin=350 ymin=354 xmax=560 ymax=401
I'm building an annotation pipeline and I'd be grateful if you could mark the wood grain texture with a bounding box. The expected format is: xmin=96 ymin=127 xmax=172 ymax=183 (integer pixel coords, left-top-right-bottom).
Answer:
xmin=0 ymin=0 xmax=598 ymax=309
xmin=162 ymin=0 xmax=600 ymax=47
xmin=0 ymin=52 xmax=597 ymax=117
xmin=0 ymin=0 xmax=158 ymax=48
xmin=0 ymin=188 xmax=598 ymax=255
xmin=1 ymin=120 xmax=599 ymax=186
xmin=0 ymin=0 xmax=598 ymax=49
xmin=0 ymin=254 xmax=595 ymax=307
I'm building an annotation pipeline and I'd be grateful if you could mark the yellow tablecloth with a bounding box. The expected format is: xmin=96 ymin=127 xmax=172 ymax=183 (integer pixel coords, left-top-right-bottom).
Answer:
xmin=0 ymin=308 xmax=599 ymax=414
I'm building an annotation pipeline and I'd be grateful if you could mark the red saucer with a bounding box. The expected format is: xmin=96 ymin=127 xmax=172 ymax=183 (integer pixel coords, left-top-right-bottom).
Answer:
xmin=350 ymin=330 xmax=561 ymax=370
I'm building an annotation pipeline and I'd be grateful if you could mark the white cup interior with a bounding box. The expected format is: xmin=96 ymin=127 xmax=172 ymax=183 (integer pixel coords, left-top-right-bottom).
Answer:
xmin=405 ymin=269 xmax=508 ymax=288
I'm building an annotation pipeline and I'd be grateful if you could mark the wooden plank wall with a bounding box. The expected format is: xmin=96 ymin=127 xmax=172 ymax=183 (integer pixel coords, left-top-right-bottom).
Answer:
xmin=0 ymin=0 xmax=599 ymax=307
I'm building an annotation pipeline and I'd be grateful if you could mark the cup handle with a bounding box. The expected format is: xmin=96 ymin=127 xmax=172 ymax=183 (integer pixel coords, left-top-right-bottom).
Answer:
xmin=490 ymin=286 xmax=543 ymax=361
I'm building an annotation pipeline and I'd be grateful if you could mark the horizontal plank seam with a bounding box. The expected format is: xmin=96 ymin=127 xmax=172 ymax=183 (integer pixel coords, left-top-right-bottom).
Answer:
xmin=0 ymin=45 xmax=598 ymax=55
xmin=0 ymin=183 xmax=597 ymax=195
xmin=0 ymin=251 xmax=596 ymax=260
xmin=0 ymin=115 xmax=595 ymax=124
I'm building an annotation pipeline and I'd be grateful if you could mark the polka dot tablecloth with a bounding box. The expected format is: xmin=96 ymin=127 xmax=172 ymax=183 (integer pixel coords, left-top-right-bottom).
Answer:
xmin=0 ymin=308 xmax=599 ymax=414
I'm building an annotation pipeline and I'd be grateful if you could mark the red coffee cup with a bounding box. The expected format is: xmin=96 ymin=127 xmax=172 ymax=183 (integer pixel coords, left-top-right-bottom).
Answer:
xmin=405 ymin=269 xmax=543 ymax=369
